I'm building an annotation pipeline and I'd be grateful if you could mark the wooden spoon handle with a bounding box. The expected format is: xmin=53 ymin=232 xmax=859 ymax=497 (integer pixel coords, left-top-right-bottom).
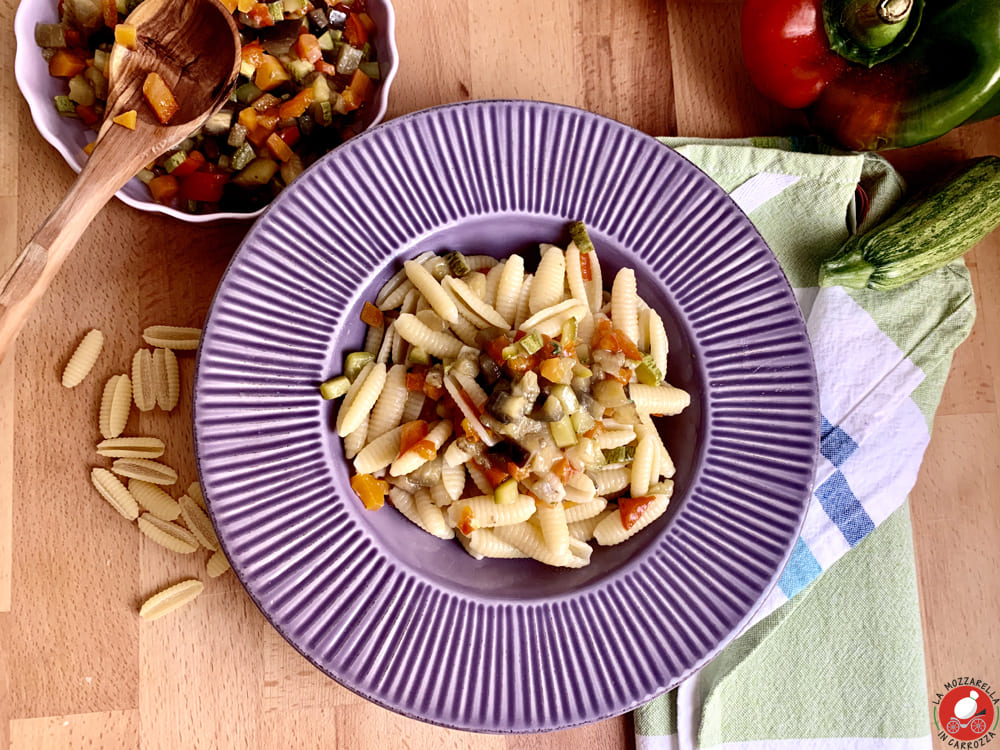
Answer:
xmin=0 ymin=133 xmax=144 ymax=363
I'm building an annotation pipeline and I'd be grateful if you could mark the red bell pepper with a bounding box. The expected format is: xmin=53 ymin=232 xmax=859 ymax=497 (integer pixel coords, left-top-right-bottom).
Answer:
xmin=179 ymin=171 xmax=229 ymax=203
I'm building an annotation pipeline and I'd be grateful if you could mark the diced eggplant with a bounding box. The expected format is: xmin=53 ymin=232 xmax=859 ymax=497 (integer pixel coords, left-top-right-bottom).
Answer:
xmin=485 ymin=388 xmax=525 ymax=425
xmin=479 ymin=353 xmax=502 ymax=384
xmin=327 ymin=8 xmax=347 ymax=27
xmin=307 ymin=7 xmax=329 ymax=29
xmin=258 ymin=19 xmax=302 ymax=55
xmin=531 ymin=394 xmax=564 ymax=423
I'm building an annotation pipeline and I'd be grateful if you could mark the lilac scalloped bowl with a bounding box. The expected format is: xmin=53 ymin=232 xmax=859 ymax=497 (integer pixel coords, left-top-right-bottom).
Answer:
xmin=192 ymin=100 xmax=820 ymax=732
xmin=13 ymin=0 xmax=398 ymax=223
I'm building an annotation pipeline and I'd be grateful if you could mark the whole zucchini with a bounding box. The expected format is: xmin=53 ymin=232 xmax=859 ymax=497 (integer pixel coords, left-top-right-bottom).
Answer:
xmin=819 ymin=156 xmax=1000 ymax=290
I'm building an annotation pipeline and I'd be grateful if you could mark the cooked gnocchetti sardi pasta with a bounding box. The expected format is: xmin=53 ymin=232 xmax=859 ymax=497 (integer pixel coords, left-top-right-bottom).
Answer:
xmin=320 ymin=221 xmax=688 ymax=567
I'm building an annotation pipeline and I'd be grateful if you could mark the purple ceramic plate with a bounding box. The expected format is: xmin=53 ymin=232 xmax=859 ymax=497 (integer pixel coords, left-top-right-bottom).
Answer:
xmin=193 ymin=100 xmax=819 ymax=733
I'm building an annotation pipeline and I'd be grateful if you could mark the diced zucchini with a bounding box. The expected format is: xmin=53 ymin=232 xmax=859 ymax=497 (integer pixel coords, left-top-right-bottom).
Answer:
xmin=67 ymin=74 xmax=95 ymax=106
xmin=115 ymin=0 xmax=127 ymax=13
xmin=560 ymin=316 xmax=577 ymax=344
xmin=550 ymin=383 xmax=579 ymax=414
xmin=494 ymin=477 xmax=519 ymax=505
xmin=549 ymin=415 xmax=578 ymax=448
xmin=229 ymin=141 xmax=257 ymax=172
xmin=406 ymin=347 xmax=430 ymax=365
xmin=217 ymin=155 xmax=231 ymax=170
xmin=311 ymin=73 xmax=332 ymax=102
xmin=593 ymin=379 xmax=629 ymax=408
xmin=239 ymin=59 xmax=257 ymax=79
xmin=570 ymin=410 xmax=595 ymax=435
xmin=235 ymin=81 xmax=263 ymax=105
xmin=344 ymin=351 xmax=375 ymax=381
xmin=635 ymin=353 xmax=663 ymax=386
xmin=317 ymin=28 xmax=340 ymax=50
xmin=519 ymin=332 xmax=543 ymax=355
xmin=358 ymin=61 xmax=380 ymax=80
xmin=319 ymin=375 xmax=350 ymax=400
xmin=501 ymin=344 xmax=520 ymax=361
xmin=282 ymin=0 xmax=305 ymax=12
xmin=442 ymin=250 xmax=470 ymax=277
xmin=136 ymin=168 xmax=155 ymax=185
xmin=231 ymin=157 xmax=279 ymax=186
xmin=34 ymin=23 xmax=66 ymax=48
xmin=572 ymin=363 xmax=593 ymax=378
xmin=335 ymin=44 xmax=363 ymax=75
xmin=286 ymin=58 xmax=314 ymax=83
xmin=162 ymin=150 xmax=188 ymax=173
xmin=54 ymin=95 xmax=77 ymax=116
xmin=534 ymin=395 xmax=564 ymax=422
xmin=93 ymin=49 xmax=109 ymax=75
xmin=602 ymin=445 xmax=636 ymax=464
xmin=266 ymin=1 xmax=284 ymax=22
xmin=228 ymin=122 xmax=249 ymax=149
xmin=202 ymin=109 xmax=232 ymax=136
xmin=568 ymin=220 xmax=595 ymax=253
xmin=312 ymin=100 xmax=333 ymax=126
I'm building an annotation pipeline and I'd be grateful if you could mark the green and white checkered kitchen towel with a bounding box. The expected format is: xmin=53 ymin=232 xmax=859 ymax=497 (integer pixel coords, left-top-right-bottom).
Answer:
xmin=633 ymin=137 xmax=976 ymax=750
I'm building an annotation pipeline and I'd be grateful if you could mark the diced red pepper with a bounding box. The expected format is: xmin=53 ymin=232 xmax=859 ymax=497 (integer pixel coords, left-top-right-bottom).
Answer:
xmin=314 ymin=60 xmax=338 ymax=76
xmin=405 ymin=370 xmax=426 ymax=392
xmin=423 ymin=381 xmax=444 ymax=400
xmin=398 ymin=420 xmax=429 ymax=458
xmin=507 ymin=461 xmax=530 ymax=482
xmin=246 ymin=3 xmax=275 ymax=27
xmin=458 ymin=505 xmax=475 ymax=536
xmin=580 ymin=251 xmax=593 ymax=281
xmin=476 ymin=460 xmax=509 ymax=489
xmin=278 ymin=88 xmax=315 ymax=119
xmin=168 ymin=150 xmax=206 ymax=178
xmin=277 ymin=126 xmax=301 ymax=148
xmin=412 ymin=439 xmax=437 ymax=460
xmin=142 ymin=72 xmax=179 ymax=124
xmin=295 ymin=33 xmax=323 ymax=64
xmin=101 ymin=0 xmax=117 ymax=28
xmin=62 ymin=28 xmax=83 ymax=48
xmin=351 ymin=473 xmax=388 ymax=511
xmin=592 ymin=319 xmax=642 ymax=360
xmin=179 ymin=171 xmax=229 ymax=203
xmin=241 ymin=40 xmax=266 ymax=67
xmin=619 ymin=495 xmax=657 ymax=531
xmin=344 ymin=13 xmax=368 ymax=45
xmin=75 ymin=104 xmax=100 ymax=126
xmin=552 ymin=458 xmax=576 ymax=483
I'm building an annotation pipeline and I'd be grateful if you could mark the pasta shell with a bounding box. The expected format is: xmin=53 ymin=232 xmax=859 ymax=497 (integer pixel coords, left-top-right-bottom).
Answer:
xmin=178 ymin=494 xmax=219 ymax=551
xmin=206 ymin=550 xmax=231 ymax=578
xmin=128 ymin=478 xmax=181 ymax=521
xmin=142 ymin=325 xmax=201 ymax=350
xmin=90 ymin=468 xmax=140 ymax=521
xmin=99 ymin=374 xmax=132 ymax=439
xmin=131 ymin=348 xmax=157 ymax=412
xmin=137 ymin=513 xmax=199 ymax=554
xmin=96 ymin=436 xmax=164 ymax=458
xmin=139 ymin=579 xmax=204 ymax=620
xmin=186 ymin=481 xmax=206 ymax=510
xmin=112 ymin=458 xmax=178 ymax=485
xmin=61 ymin=329 xmax=104 ymax=388
xmin=152 ymin=347 xmax=180 ymax=411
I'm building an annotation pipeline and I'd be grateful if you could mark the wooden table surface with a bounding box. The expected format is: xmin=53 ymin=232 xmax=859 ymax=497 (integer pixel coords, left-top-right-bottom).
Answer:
xmin=2 ymin=0 xmax=998 ymax=748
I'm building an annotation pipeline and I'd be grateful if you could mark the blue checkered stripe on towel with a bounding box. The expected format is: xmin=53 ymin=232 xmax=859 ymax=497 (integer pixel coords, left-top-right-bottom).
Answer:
xmin=776 ymin=416 xmax=876 ymax=600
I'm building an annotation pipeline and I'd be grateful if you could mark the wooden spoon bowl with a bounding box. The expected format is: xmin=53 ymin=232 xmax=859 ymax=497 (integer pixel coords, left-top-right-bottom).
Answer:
xmin=0 ymin=0 xmax=240 ymax=363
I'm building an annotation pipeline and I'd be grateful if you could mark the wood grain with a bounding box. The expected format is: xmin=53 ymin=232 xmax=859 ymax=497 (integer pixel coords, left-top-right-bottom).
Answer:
xmin=1 ymin=0 xmax=998 ymax=747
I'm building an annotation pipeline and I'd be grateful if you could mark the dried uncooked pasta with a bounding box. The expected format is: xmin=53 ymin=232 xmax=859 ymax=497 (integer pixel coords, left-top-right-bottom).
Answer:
xmin=152 ymin=347 xmax=180 ymax=411
xmin=139 ymin=579 xmax=204 ymax=620
xmin=179 ymin=494 xmax=219 ymax=551
xmin=128 ymin=478 xmax=181 ymax=521
xmin=142 ymin=325 xmax=201 ymax=350
xmin=131 ymin=348 xmax=157 ymax=412
xmin=138 ymin=513 xmax=199 ymax=554
xmin=187 ymin=481 xmax=206 ymax=510
xmin=91 ymin=467 xmax=140 ymax=520
xmin=96 ymin=436 xmax=164 ymax=458
xmin=206 ymin=550 xmax=231 ymax=578
xmin=111 ymin=458 xmax=178 ymax=485
xmin=62 ymin=329 xmax=104 ymax=388
xmin=99 ymin=374 xmax=132 ymax=439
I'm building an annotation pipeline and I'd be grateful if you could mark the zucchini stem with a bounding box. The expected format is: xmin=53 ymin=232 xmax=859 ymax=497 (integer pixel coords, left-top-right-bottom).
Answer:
xmin=818 ymin=247 xmax=876 ymax=288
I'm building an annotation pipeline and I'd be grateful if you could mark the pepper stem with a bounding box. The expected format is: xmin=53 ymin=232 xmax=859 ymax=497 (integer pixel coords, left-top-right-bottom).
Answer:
xmin=822 ymin=0 xmax=923 ymax=67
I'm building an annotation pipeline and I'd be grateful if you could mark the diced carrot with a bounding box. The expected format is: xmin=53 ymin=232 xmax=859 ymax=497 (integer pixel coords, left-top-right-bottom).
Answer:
xmin=477 ymin=461 xmax=509 ymax=489
xmin=257 ymin=111 xmax=279 ymax=130
xmin=460 ymin=418 xmax=480 ymax=442
xmin=359 ymin=301 xmax=384 ymax=328
xmin=347 ymin=68 xmax=372 ymax=103
xmin=314 ymin=60 xmax=338 ymax=76
xmin=141 ymin=72 xmax=179 ymax=124
xmin=423 ymin=382 xmax=444 ymax=400
xmin=236 ymin=0 xmax=255 ymax=12
xmin=112 ymin=109 xmax=137 ymax=129
xmin=48 ymin=49 xmax=87 ymax=78
xmin=295 ymin=33 xmax=323 ymax=64
xmin=148 ymin=174 xmax=180 ymax=204
xmin=507 ymin=461 xmax=530 ymax=482
xmin=238 ymin=106 xmax=258 ymax=130
xmin=398 ymin=420 xmax=429 ymax=459
xmin=219 ymin=0 xmax=238 ymax=12
xmin=254 ymin=54 xmax=291 ymax=91
xmin=405 ymin=371 xmax=426 ymax=392
xmin=344 ymin=13 xmax=368 ymax=45
xmin=412 ymin=439 xmax=437 ymax=460
xmin=552 ymin=458 xmax=576 ymax=483
xmin=619 ymin=495 xmax=657 ymax=531
xmin=350 ymin=473 xmax=387 ymax=511
xmin=458 ymin=505 xmax=475 ymax=536
xmin=278 ymin=88 xmax=314 ymax=119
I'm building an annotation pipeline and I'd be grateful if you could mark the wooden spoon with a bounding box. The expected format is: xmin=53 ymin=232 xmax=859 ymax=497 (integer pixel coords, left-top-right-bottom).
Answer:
xmin=0 ymin=0 xmax=241 ymax=362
